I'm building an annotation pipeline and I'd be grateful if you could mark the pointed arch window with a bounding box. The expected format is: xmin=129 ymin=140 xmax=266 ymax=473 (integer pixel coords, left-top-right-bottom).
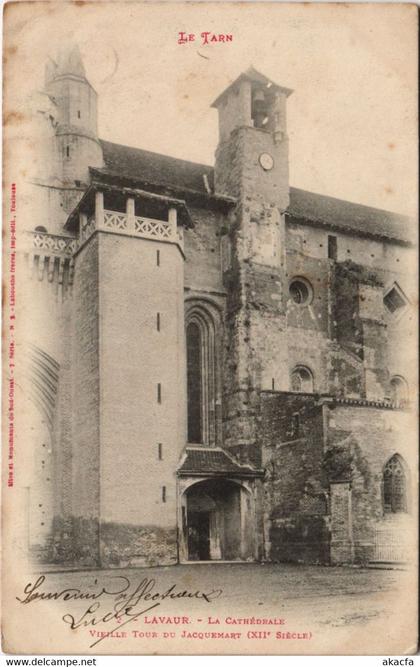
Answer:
xmin=383 ymin=454 xmax=407 ymax=514
xmin=186 ymin=303 xmax=220 ymax=446
xmin=187 ymin=322 xmax=203 ymax=443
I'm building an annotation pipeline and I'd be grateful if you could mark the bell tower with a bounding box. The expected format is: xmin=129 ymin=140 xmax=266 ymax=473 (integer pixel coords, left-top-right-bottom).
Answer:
xmin=213 ymin=67 xmax=292 ymax=209
xmin=212 ymin=69 xmax=293 ymax=465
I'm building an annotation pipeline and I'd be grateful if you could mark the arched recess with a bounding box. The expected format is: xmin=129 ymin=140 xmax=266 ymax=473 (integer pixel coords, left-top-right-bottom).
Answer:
xmin=22 ymin=343 xmax=60 ymax=429
xmin=382 ymin=453 xmax=409 ymax=514
xmin=185 ymin=299 xmax=223 ymax=447
xmin=389 ymin=375 xmax=409 ymax=407
xmin=291 ymin=365 xmax=314 ymax=393
xmin=18 ymin=344 xmax=60 ymax=550
xmin=180 ymin=478 xmax=255 ymax=561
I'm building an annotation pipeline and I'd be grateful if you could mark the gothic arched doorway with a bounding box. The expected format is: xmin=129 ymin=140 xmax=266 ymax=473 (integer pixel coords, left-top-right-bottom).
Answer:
xmin=182 ymin=479 xmax=254 ymax=562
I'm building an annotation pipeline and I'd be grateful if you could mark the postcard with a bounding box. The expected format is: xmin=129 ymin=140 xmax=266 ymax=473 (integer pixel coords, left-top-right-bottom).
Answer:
xmin=2 ymin=1 xmax=418 ymax=655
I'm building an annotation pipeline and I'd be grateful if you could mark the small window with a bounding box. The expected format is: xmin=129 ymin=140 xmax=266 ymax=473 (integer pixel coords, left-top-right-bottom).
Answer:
xmin=157 ymin=312 xmax=161 ymax=331
xmin=77 ymin=110 xmax=81 ymax=119
xmin=383 ymin=455 xmax=407 ymax=513
xmin=74 ymin=180 xmax=81 ymax=187
xmin=156 ymin=250 xmax=160 ymax=266
xmin=66 ymin=146 xmax=70 ymax=158
xmin=158 ymin=443 xmax=163 ymax=460
xmin=162 ymin=486 xmax=167 ymax=503
xmin=291 ymin=366 xmax=314 ymax=393
xmin=384 ymin=283 xmax=408 ymax=315
xmin=328 ymin=235 xmax=337 ymax=260
xmin=289 ymin=278 xmax=313 ymax=306
xmin=157 ymin=383 xmax=162 ymax=403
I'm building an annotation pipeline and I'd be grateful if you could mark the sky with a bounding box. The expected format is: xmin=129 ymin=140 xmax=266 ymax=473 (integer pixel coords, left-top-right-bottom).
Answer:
xmin=5 ymin=2 xmax=418 ymax=217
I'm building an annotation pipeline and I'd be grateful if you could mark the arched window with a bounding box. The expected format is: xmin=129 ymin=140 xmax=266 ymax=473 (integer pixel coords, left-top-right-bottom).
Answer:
xmin=390 ymin=376 xmax=408 ymax=407
xmin=35 ymin=226 xmax=48 ymax=233
xmin=185 ymin=302 xmax=221 ymax=446
xmin=186 ymin=322 xmax=203 ymax=443
xmin=383 ymin=455 xmax=407 ymax=514
xmin=291 ymin=366 xmax=314 ymax=393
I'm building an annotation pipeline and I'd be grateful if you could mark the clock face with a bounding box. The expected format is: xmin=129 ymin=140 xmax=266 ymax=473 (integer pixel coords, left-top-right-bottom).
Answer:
xmin=259 ymin=152 xmax=274 ymax=171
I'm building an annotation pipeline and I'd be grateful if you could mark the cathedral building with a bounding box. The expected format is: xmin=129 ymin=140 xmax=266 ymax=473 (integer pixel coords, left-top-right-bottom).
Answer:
xmin=21 ymin=46 xmax=416 ymax=568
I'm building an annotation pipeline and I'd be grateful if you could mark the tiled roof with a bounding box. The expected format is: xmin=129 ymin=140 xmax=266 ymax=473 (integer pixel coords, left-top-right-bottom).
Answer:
xmin=99 ymin=140 xmax=411 ymax=243
xmin=288 ymin=187 xmax=412 ymax=244
xmin=211 ymin=66 xmax=293 ymax=108
xmin=177 ymin=447 xmax=263 ymax=477
xmin=100 ymin=140 xmax=215 ymax=195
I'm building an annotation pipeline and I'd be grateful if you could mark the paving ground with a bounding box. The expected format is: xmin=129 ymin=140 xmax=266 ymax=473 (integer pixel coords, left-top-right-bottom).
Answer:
xmin=7 ymin=562 xmax=417 ymax=655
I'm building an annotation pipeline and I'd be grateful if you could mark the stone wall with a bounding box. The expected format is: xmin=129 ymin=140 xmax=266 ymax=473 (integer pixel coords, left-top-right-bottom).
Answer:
xmin=100 ymin=523 xmax=177 ymax=568
xmin=184 ymin=206 xmax=226 ymax=294
xmin=259 ymin=391 xmax=416 ymax=565
xmin=98 ymin=234 xmax=186 ymax=531
xmin=286 ymin=218 xmax=410 ymax=268
xmin=68 ymin=233 xmax=101 ymax=564
xmin=260 ymin=392 xmax=330 ymax=564
xmin=325 ymin=402 xmax=415 ymax=563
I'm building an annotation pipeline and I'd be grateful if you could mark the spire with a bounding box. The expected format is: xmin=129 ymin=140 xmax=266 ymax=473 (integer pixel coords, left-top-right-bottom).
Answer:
xmin=45 ymin=43 xmax=86 ymax=84
xmin=57 ymin=43 xmax=86 ymax=78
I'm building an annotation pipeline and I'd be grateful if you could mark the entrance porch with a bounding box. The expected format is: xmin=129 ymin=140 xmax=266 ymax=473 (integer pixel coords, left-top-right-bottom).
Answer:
xmin=177 ymin=447 xmax=264 ymax=563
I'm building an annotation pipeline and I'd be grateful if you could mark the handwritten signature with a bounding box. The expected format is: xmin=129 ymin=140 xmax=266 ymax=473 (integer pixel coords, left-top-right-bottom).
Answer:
xmin=17 ymin=575 xmax=223 ymax=648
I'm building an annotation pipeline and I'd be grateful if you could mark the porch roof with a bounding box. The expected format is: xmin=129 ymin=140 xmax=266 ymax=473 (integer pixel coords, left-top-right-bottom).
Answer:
xmin=177 ymin=446 xmax=264 ymax=478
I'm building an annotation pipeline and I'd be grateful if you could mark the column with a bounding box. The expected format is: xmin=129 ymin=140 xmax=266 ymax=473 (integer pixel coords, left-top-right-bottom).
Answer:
xmin=126 ymin=197 xmax=135 ymax=234
xmin=168 ymin=206 xmax=177 ymax=240
xmin=330 ymin=481 xmax=354 ymax=564
xmin=95 ymin=191 xmax=104 ymax=229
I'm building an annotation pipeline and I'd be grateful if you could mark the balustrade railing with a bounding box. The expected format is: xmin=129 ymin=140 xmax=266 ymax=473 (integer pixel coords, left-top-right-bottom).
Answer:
xmin=24 ymin=207 xmax=182 ymax=286
xmin=27 ymin=231 xmax=78 ymax=256
xmin=103 ymin=210 xmax=128 ymax=231
xmin=79 ymin=209 xmax=181 ymax=246
xmin=24 ymin=231 xmax=76 ymax=287
xmin=27 ymin=208 xmax=183 ymax=257
xmin=134 ymin=215 xmax=175 ymax=240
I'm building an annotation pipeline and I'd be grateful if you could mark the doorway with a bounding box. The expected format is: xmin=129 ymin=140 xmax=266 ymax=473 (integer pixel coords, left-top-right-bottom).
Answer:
xmin=183 ymin=478 xmax=253 ymax=561
xmin=188 ymin=511 xmax=211 ymax=560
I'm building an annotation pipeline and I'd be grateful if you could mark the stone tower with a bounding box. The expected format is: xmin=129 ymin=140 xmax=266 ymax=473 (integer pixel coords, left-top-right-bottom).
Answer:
xmin=212 ymin=68 xmax=293 ymax=464
xmin=68 ymin=186 xmax=188 ymax=567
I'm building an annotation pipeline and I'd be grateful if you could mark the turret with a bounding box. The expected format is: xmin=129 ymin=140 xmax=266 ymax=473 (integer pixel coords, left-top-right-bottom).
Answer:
xmin=45 ymin=44 xmax=103 ymax=189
